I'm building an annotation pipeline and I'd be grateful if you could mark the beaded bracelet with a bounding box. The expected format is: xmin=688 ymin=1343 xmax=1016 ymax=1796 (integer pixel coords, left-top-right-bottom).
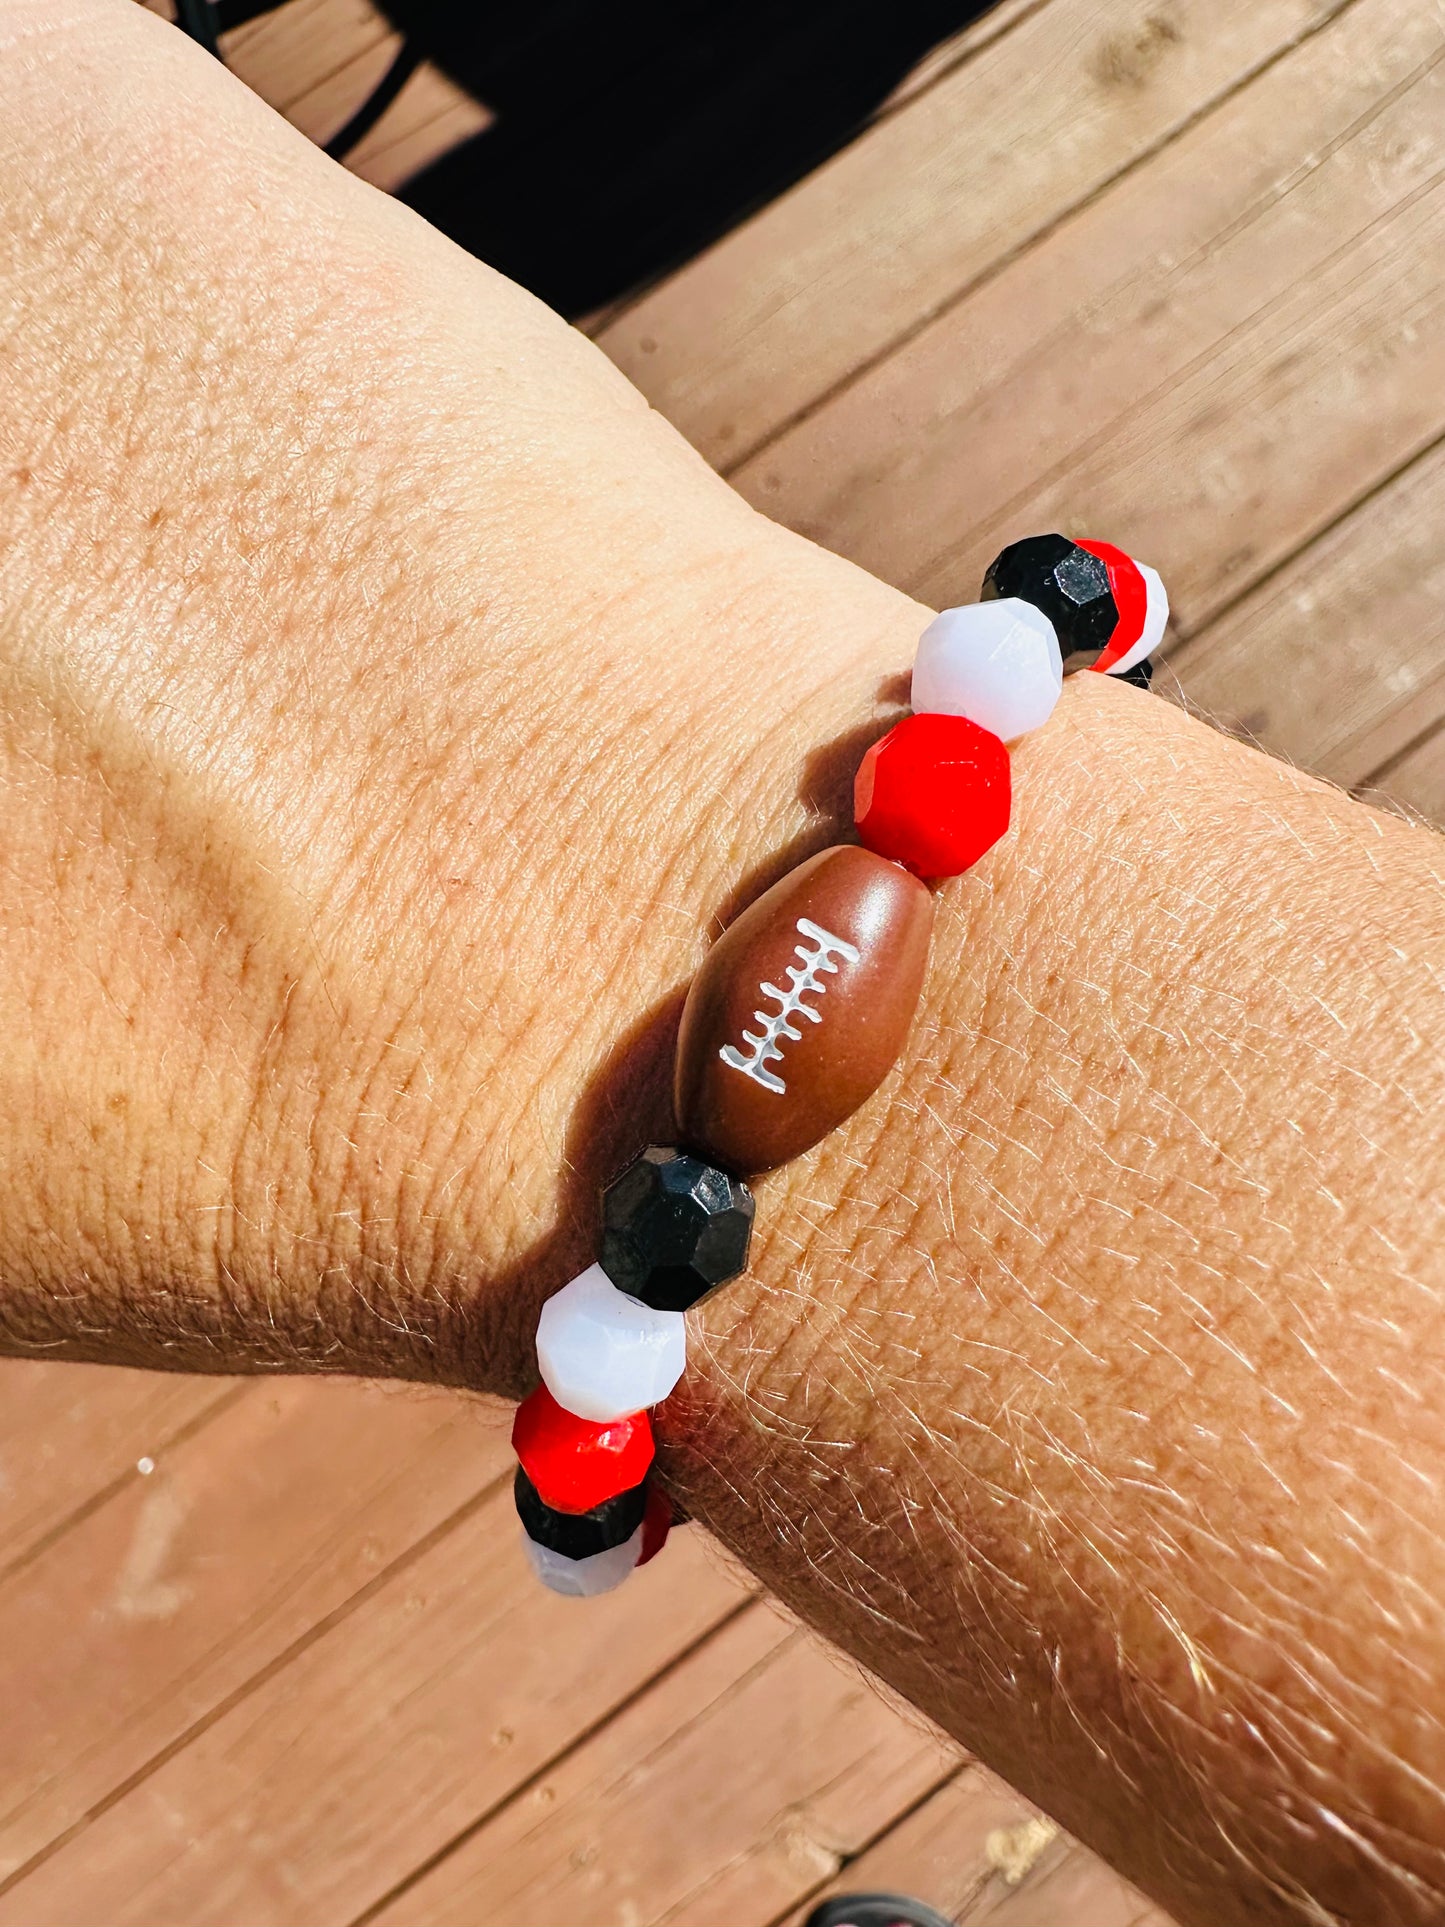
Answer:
xmin=510 ymin=533 xmax=1169 ymax=1596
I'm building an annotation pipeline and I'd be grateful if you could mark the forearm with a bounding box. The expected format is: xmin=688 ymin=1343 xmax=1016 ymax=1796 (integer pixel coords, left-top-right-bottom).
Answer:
xmin=1 ymin=6 xmax=1444 ymax=1922
xmin=679 ymin=680 xmax=1445 ymax=1924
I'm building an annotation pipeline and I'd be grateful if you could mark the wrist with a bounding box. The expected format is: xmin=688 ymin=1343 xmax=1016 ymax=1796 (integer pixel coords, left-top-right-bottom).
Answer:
xmin=0 ymin=0 xmax=940 ymax=1390
xmin=387 ymin=534 xmax=935 ymax=1397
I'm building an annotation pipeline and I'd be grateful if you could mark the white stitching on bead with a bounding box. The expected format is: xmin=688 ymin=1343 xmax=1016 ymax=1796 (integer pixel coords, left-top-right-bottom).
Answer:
xmin=719 ymin=917 xmax=861 ymax=1095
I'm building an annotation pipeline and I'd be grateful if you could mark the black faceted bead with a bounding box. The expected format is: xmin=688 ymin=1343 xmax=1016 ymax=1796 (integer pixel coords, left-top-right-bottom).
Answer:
xmin=982 ymin=533 xmax=1118 ymax=661
xmin=514 ymin=1465 xmax=647 ymax=1558
xmin=600 ymin=1145 xmax=754 ymax=1314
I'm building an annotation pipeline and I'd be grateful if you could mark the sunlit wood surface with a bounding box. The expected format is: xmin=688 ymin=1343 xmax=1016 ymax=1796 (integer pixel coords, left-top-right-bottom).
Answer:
xmin=2 ymin=0 xmax=1440 ymax=1919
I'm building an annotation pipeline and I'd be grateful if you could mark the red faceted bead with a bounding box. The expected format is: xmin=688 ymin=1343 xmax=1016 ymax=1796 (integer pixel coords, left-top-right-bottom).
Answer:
xmin=512 ymin=1385 xmax=654 ymax=1515
xmin=854 ymin=711 xmax=1011 ymax=879
xmin=1077 ymin=538 xmax=1147 ymax=672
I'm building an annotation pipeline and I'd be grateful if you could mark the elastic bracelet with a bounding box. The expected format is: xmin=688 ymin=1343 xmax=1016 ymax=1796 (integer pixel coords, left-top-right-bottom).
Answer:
xmin=510 ymin=533 xmax=1169 ymax=1596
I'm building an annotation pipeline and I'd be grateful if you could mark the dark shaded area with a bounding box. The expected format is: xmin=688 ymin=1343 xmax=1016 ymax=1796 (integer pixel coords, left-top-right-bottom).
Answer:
xmin=216 ymin=0 xmax=996 ymax=316
xmin=804 ymin=1896 xmax=954 ymax=1927
xmin=323 ymin=42 xmax=421 ymax=159
xmin=176 ymin=0 xmax=221 ymax=57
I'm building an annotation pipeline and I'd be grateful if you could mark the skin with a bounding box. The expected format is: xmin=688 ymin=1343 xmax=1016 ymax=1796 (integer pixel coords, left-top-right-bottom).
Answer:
xmin=1 ymin=4 xmax=1443 ymax=1920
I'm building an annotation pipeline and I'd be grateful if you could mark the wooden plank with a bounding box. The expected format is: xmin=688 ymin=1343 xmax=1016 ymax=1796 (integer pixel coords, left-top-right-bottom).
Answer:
xmin=366 ymin=1603 xmax=960 ymax=1927
xmin=776 ymin=1769 xmax=1055 ymax=1927
xmin=279 ymin=29 xmax=404 ymax=148
xmin=729 ymin=0 xmax=1445 ymax=638
xmin=0 ymin=1497 xmax=750 ymax=1927
xmin=969 ymin=1841 xmax=1173 ymax=1925
xmin=0 ymin=1362 xmax=232 ymax=1574
xmin=223 ymin=0 xmax=392 ymax=117
xmin=1167 ymin=435 xmax=1445 ymax=786
xmin=347 ymin=64 xmax=492 ymax=195
xmin=1359 ymin=725 xmax=1445 ymax=826
xmin=598 ymin=0 xmax=1353 ymax=468
xmin=779 ymin=1769 xmax=1171 ymax=1927
xmin=0 ymin=1376 xmax=512 ymax=1883
xmin=881 ymin=0 xmax=1049 ymax=115
xmin=226 ymin=0 xmax=489 ymax=178
xmin=1344 ymin=662 xmax=1445 ymax=800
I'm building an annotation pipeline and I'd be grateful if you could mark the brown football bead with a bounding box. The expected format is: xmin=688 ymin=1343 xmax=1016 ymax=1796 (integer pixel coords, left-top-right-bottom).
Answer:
xmin=674 ymin=845 xmax=933 ymax=1174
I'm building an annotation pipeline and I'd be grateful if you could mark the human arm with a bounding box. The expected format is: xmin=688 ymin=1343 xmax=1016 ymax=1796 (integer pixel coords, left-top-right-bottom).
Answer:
xmin=1 ymin=6 xmax=1443 ymax=1921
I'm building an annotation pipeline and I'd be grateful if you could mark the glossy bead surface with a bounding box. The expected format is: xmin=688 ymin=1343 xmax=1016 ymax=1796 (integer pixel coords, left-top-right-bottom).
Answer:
xmin=1077 ymin=538 xmax=1169 ymax=675
xmin=523 ymin=1526 xmax=644 ymax=1597
xmin=675 ymin=844 xmax=932 ymax=1174
xmin=536 ymin=1263 xmax=687 ymax=1422
xmin=911 ymin=598 xmax=1062 ymax=741
xmin=600 ymin=1146 xmax=754 ymax=1314
xmin=982 ymin=533 xmax=1117 ymax=661
xmin=512 ymin=1384 xmax=654 ymax=1514
xmin=514 ymin=1464 xmax=648 ymax=1557
xmin=854 ymin=712 xmax=1011 ymax=880
xmin=1130 ymin=562 xmax=1169 ymax=672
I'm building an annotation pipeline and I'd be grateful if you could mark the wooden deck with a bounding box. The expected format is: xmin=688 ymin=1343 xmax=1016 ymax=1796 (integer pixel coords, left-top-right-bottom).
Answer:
xmin=2 ymin=0 xmax=1442 ymax=1919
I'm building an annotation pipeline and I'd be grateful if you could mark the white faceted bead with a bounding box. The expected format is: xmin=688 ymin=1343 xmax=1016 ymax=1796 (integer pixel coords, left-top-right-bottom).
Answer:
xmin=536 ymin=1263 xmax=687 ymax=1422
xmin=911 ymin=598 xmax=1063 ymax=741
xmin=523 ymin=1524 xmax=643 ymax=1597
xmin=1105 ymin=560 xmax=1169 ymax=676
